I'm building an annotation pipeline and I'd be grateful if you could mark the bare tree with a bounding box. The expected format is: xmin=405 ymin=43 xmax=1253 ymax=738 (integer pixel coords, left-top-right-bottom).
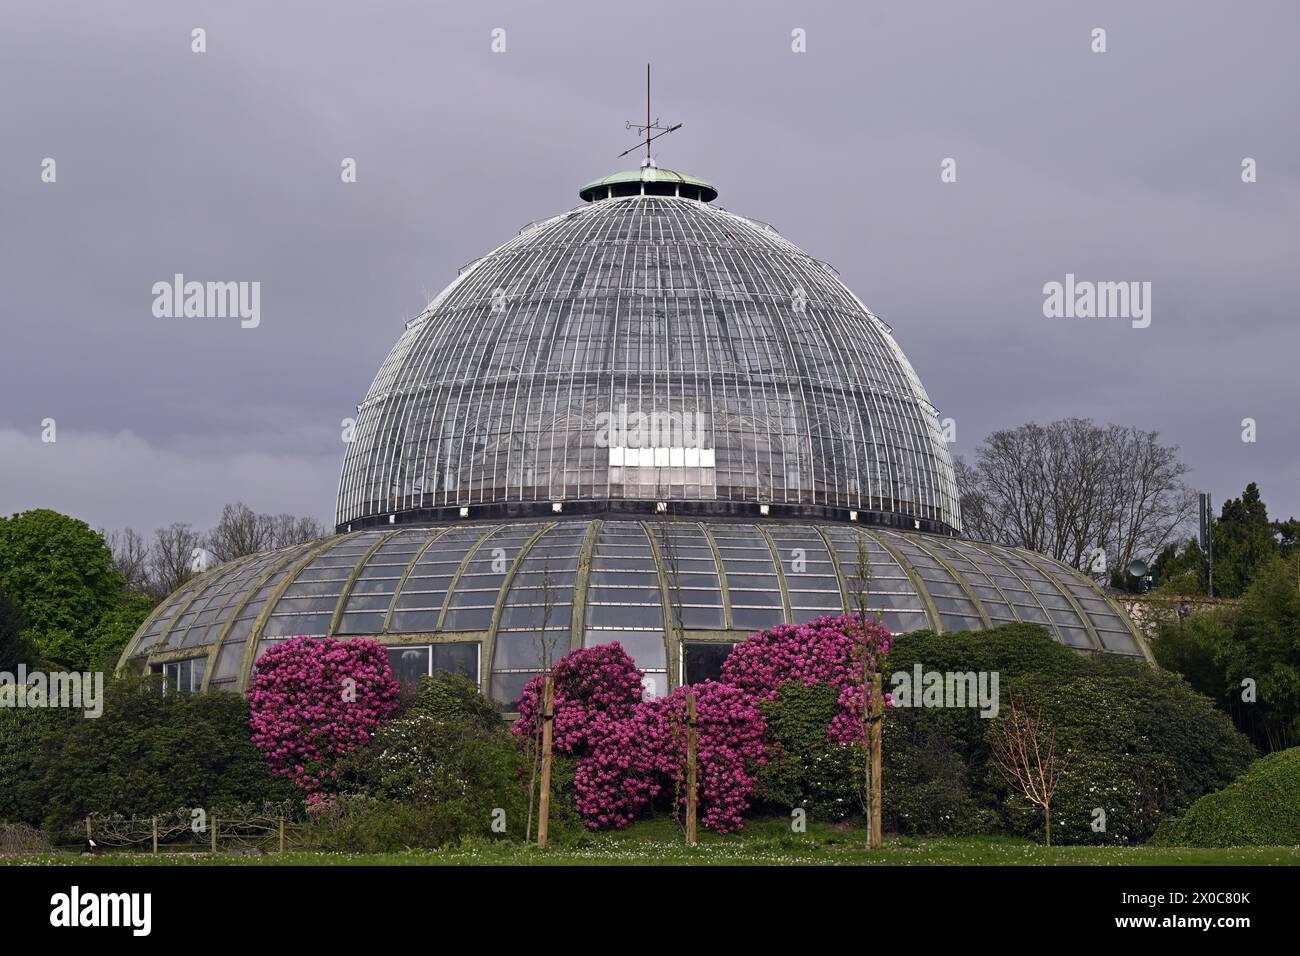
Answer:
xmin=204 ymin=503 xmax=325 ymax=561
xmin=266 ymin=513 xmax=326 ymax=549
xmin=953 ymin=455 xmax=997 ymax=543
xmin=204 ymin=503 xmax=270 ymax=561
xmin=525 ymin=557 xmax=560 ymax=843
xmin=104 ymin=527 xmax=151 ymax=593
xmin=957 ymin=418 xmax=1194 ymax=574
xmin=148 ymin=523 xmax=200 ymax=599
xmin=655 ymin=518 xmax=691 ymax=836
xmin=104 ymin=503 xmax=326 ymax=601
xmin=989 ymin=697 xmax=1070 ymax=846
xmin=1102 ymin=426 xmax=1197 ymax=577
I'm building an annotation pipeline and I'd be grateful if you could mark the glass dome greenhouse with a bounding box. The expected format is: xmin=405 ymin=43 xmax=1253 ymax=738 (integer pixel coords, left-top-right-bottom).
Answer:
xmin=118 ymin=159 xmax=1150 ymax=708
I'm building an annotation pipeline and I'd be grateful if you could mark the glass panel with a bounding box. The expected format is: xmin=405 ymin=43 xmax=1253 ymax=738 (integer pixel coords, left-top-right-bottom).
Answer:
xmin=490 ymin=672 xmax=535 ymax=711
xmin=731 ymin=605 xmax=785 ymax=631
xmin=387 ymin=646 xmax=431 ymax=688
xmin=584 ymin=630 xmax=666 ymax=669
xmin=684 ymin=642 xmax=737 ymax=685
xmin=432 ymin=642 xmax=480 ymax=681
xmin=213 ymin=640 xmax=246 ymax=681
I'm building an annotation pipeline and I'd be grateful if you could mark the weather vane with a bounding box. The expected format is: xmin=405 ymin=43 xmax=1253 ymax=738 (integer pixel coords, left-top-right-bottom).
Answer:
xmin=618 ymin=63 xmax=681 ymax=161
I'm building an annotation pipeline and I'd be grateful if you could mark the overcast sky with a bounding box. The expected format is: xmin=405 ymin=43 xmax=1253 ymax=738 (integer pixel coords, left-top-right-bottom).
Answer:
xmin=1 ymin=0 xmax=1297 ymax=543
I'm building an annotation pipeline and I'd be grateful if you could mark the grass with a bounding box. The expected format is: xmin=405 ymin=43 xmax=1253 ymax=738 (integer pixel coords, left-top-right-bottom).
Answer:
xmin=5 ymin=818 xmax=1298 ymax=866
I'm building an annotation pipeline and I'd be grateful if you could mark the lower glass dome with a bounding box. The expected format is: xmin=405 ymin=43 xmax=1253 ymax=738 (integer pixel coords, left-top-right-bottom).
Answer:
xmin=117 ymin=518 xmax=1149 ymax=709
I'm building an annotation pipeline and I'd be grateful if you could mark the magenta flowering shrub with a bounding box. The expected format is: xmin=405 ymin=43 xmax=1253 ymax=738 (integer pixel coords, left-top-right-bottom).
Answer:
xmin=721 ymin=614 xmax=891 ymax=743
xmin=248 ymin=636 xmax=401 ymax=802
xmin=512 ymin=642 xmax=644 ymax=756
xmin=510 ymin=615 xmax=890 ymax=833
xmin=575 ymin=681 xmax=767 ymax=832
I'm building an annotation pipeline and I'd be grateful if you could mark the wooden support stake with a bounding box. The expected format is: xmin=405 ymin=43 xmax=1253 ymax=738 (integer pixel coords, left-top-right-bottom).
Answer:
xmin=152 ymin=816 xmax=158 ymax=854
xmin=211 ymin=815 xmax=218 ymax=854
xmin=279 ymin=816 xmax=286 ymax=854
xmin=537 ymin=673 xmax=554 ymax=849
xmin=870 ymin=671 xmax=883 ymax=849
xmin=685 ymin=691 xmax=698 ymax=846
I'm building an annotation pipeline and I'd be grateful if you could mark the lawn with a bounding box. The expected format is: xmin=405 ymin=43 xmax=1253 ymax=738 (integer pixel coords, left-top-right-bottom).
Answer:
xmin=5 ymin=818 xmax=1297 ymax=866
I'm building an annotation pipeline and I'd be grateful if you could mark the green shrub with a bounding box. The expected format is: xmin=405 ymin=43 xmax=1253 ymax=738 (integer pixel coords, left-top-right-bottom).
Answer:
xmin=883 ymin=709 xmax=997 ymax=835
xmin=302 ymin=795 xmax=481 ymax=853
xmin=1000 ymin=665 xmax=1255 ymax=844
xmin=1154 ymin=553 xmax=1300 ymax=752
xmin=754 ymin=682 xmax=863 ymax=821
xmin=743 ymin=625 xmax=1099 ymax=834
xmin=2 ymin=674 xmax=295 ymax=834
xmin=887 ymin=623 xmax=1088 ymax=684
xmin=406 ymin=671 xmax=502 ymax=730
xmin=749 ymin=625 xmax=1088 ymax=832
xmin=881 ymin=624 xmax=1094 ymax=829
xmin=1153 ymin=747 xmax=1300 ymax=847
xmin=333 ymin=672 xmax=530 ymax=847
xmin=878 ymin=624 xmax=1254 ymax=844
xmin=0 ymin=706 xmax=72 ymax=825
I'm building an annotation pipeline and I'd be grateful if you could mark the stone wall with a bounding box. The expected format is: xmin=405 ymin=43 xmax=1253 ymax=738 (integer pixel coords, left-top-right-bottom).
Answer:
xmin=1115 ymin=594 xmax=1238 ymax=643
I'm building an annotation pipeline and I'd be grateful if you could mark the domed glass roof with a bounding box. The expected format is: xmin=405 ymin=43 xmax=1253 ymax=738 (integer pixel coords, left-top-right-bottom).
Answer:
xmin=121 ymin=159 xmax=1148 ymax=706
xmin=117 ymin=519 xmax=1148 ymax=707
xmin=336 ymin=175 xmax=960 ymax=533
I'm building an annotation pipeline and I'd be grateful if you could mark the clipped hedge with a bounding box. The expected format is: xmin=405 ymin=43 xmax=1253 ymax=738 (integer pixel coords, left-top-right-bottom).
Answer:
xmin=1152 ymin=747 xmax=1300 ymax=847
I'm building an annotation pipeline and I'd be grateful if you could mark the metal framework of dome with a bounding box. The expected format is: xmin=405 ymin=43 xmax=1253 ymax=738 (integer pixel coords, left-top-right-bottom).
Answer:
xmin=334 ymin=161 xmax=960 ymax=535
xmin=119 ymin=151 xmax=1150 ymax=708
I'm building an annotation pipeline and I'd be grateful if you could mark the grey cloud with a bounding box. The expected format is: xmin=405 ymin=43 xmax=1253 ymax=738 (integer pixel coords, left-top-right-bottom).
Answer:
xmin=1 ymin=0 xmax=1296 ymax=535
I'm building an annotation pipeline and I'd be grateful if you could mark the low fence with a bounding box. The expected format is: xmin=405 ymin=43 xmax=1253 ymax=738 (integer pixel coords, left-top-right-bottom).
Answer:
xmin=82 ymin=808 xmax=306 ymax=855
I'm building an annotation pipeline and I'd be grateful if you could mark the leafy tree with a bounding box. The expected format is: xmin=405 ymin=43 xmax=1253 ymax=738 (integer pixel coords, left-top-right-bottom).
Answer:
xmin=1155 ymin=552 xmax=1300 ymax=751
xmin=1275 ymin=518 xmax=1300 ymax=561
xmin=84 ymin=591 xmax=154 ymax=671
xmin=1213 ymin=483 xmax=1278 ymax=598
xmin=0 ymin=586 xmax=32 ymax=673
xmin=1151 ymin=482 xmax=1297 ymax=598
xmin=0 ymin=509 xmax=133 ymax=669
xmin=1151 ymin=537 xmax=1205 ymax=594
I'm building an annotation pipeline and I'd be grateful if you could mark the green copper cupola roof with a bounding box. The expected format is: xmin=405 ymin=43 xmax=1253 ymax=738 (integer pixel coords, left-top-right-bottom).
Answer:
xmin=579 ymin=158 xmax=718 ymax=203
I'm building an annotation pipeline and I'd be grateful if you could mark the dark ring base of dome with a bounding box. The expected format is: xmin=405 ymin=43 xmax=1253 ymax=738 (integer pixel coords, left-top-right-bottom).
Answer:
xmin=335 ymin=498 xmax=959 ymax=537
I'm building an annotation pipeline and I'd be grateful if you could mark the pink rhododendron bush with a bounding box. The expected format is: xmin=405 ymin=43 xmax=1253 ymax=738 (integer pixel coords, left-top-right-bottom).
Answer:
xmin=249 ymin=636 xmax=401 ymax=802
xmin=574 ymin=681 xmax=767 ymax=832
xmin=514 ymin=641 xmax=644 ymax=756
xmin=513 ymin=615 xmax=889 ymax=834
xmin=721 ymin=614 xmax=892 ymax=743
